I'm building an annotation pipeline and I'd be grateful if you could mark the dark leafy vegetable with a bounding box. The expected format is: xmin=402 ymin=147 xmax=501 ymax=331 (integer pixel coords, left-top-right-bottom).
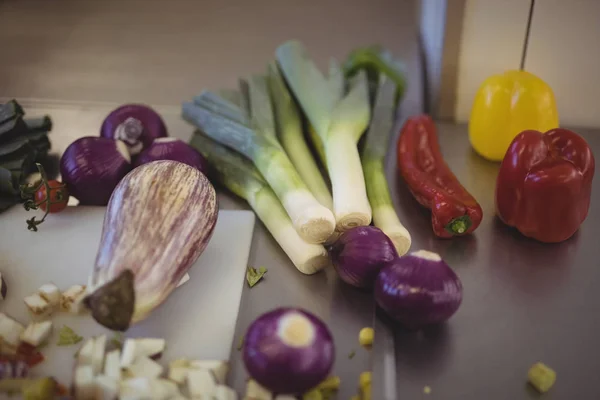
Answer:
xmin=246 ymin=266 xmax=267 ymax=288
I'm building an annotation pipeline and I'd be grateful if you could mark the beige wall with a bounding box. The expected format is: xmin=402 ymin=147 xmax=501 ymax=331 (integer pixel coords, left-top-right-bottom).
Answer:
xmin=452 ymin=0 xmax=600 ymax=129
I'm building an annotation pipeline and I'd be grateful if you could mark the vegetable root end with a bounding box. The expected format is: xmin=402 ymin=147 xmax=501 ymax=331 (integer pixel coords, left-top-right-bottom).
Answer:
xmin=85 ymin=269 xmax=135 ymax=331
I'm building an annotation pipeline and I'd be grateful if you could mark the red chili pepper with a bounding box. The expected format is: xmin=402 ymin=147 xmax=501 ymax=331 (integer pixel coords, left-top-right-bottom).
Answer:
xmin=397 ymin=114 xmax=483 ymax=238
xmin=16 ymin=342 xmax=45 ymax=367
xmin=496 ymin=128 xmax=595 ymax=243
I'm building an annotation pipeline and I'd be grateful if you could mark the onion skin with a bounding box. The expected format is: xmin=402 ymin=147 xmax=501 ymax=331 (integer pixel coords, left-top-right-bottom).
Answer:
xmin=100 ymin=104 xmax=167 ymax=155
xmin=243 ymin=307 xmax=335 ymax=394
xmin=374 ymin=250 xmax=463 ymax=329
xmin=329 ymin=226 xmax=398 ymax=289
xmin=59 ymin=137 xmax=132 ymax=206
xmin=86 ymin=160 xmax=218 ymax=331
xmin=134 ymin=137 xmax=209 ymax=175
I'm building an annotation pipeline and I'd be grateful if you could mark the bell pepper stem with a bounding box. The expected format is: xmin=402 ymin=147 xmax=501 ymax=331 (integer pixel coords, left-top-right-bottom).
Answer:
xmin=445 ymin=215 xmax=472 ymax=235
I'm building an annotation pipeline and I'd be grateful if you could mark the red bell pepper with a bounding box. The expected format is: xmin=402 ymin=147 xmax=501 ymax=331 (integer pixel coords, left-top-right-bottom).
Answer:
xmin=496 ymin=128 xmax=595 ymax=243
xmin=397 ymin=114 xmax=483 ymax=238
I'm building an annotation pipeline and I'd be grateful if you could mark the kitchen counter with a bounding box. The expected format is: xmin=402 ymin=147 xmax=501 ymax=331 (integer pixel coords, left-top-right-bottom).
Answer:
xmin=382 ymin=122 xmax=600 ymax=400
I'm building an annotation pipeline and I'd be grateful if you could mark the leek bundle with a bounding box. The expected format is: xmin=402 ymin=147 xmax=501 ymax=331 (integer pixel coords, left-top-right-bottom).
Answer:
xmin=189 ymin=132 xmax=329 ymax=274
xmin=276 ymin=41 xmax=372 ymax=231
xmin=267 ymin=64 xmax=332 ymax=209
xmin=182 ymin=77 xmax=336 ymax=244
xmin=362 ymin=77 xmax=411 ymax=254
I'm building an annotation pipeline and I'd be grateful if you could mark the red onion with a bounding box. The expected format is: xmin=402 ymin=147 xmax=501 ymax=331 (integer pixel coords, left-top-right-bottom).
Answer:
xmin=243 ymin=307 xmax=335 ymax=394
xmin=60 ymin=137 xmax=132 ymax=206
xmin=329 ymin=226 xmax=398 ymax=289
xmin=375 ymin=250 xmax=463 ymax=329
xmin=100 ymin=104 xmax=167 ymax=155
xmin=134 ymin=138 xmax=209 ymax=174
xmin=0 ymin=360 xmax=28 ymax=378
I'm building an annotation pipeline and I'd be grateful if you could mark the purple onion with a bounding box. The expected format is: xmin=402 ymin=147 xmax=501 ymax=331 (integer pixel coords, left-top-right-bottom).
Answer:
xmin=60 ymin=137 xmax=132 ymax=206
xmin=0 ymin=360 xmax=28 ymax=378
xmin=375 ymin=250 xmax=463 ymax=329
xmin=134 ymin=137 xmax=209 ymax=174
xmin=100 ymin=104 xmax=167 ymax=155
xmin=329 ymin=226 xmax=398 ymax=289
xmin=243 ymin=307 xmax=335 ymax=394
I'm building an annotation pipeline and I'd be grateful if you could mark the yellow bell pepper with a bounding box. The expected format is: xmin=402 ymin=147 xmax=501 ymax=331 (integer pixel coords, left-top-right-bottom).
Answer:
xmin=469 ymin=70 xmax=559 ymax=161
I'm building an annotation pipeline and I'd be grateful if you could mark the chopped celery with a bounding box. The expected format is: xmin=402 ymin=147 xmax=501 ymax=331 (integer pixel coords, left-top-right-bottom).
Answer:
xmin=189 ymin=132 xmax=329 ymax=274
xmin=277 ymin=41 xmax=372 ymax=231
xmin=362 ymin=77 xmax=411 ymax=255
xmin=183 ymin=84 xmax=336 ymax=244
xmin=268 ymin=64 xmax=333 ymax=209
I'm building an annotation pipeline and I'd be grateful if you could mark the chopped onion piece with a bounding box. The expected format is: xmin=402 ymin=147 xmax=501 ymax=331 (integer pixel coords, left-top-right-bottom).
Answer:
xmin=23 ymin=293 xmax=51 ymax=316
xmin=187 ymin=368 xmax=216 ymax=397
xmin=215 ymin=384 xmax=238 ymax=400
xmin=0 ymin=313 xmax=24 ymax=348
xmin=189 ymin=360 xmax=229 ymax=384
xmin=94 ymin=375 xmax=119 ymax=400
xmin=74 ymin=365 xmax=95 ymax=400
xmin=37 ymin=283 xmax=60 ymax=308
xmin=20 ymin=321 xmax=53 ymax=347
xmin=77 ymin=337 xmax=95 ymax=367
xmin=60 ymin=285 xmax=87 ymax=314
xmin=245 ymin=379 xmax=273 ymax=400
xmin=91 ymin=335 xmax=107 ymax=375
xmin=125 ymin=356 xmax=163 ymax=379
xmin=104 ymin=349 xmax=121 ymax=381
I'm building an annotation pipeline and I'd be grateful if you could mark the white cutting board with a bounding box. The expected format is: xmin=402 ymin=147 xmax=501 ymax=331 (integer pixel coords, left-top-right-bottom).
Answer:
xmin=0 ymin=206 xmax=254 ymax=383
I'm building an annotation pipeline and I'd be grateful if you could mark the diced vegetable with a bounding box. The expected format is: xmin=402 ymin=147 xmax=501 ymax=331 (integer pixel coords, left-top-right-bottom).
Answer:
xmin=119 ymin=377 xmax=153 ymax=399
xmin=246 ymin=266 xmax=267 ymax=288
xmin=243 ymin=308 xmax=334 ymax=394
xmin=60 ymin=285 xmax=87 ymax=314
xmin=329 ymin=226 xmax=398 ymax=289
xmin=189 ymin=133 xmax=329 ymax=274
xmin=74 ymin=365 xmax=95 ymax=400
xmin=189 ymin=360 xmax=229 ymax=384
xmin=100 ymin=104 xmax=168 ymax=155
xmin=23 ymin=293 xmax=51 ymax=316
xmin=0 ymin=313 xmax=25 ymax=348
xmin=125 ymin=356 xmax=163 ymax=379
xmin=37 ymin=283 xmax=60 ymax=308
xmin=358 ymin=327 xmax=374 ymax=347
xmin=60 ymin=137 xmax=132 ymax=206
xmin=187 ymin=368 xmax=216 ymax=397
xmin=76 ymin=337 xmax=95 ymax=365
xmin=361 ymin=77 xmax=411 ymax=254
xmin=94 ymin=374 xmax=119 ymax=400
xmin=528 ymin=362 xmax=556 ymax=393
xmin=359 ymin=371 xmax=372 ymax=400
xmin=183 ymin=83 xmax=336 ymax=244
xmin=86 ymin=161 xmax=217 ymax=330
xmin=276 ymin=41 xmax=372 ymax=231
xmin=104 ymin=349 xmax=121 ymax=381
xmin=121 ymin=338 xmax=166 ymax=367
xmin=57 ymin=325 xmax=82 ymax=346
xmin=374 ymin=250 xmax=463 ymax=328
xmin=245 ymin=379 xmax=273 ymax=400
xmin=91 ymin=335 xmax=107 ymax=375
xmin=134 ymin=137 xmax=209 ymax=175
xmin=20 ymin=321 xmax=53 ymax=347
xmin=267 ymin=64 xmax=332 ymax=209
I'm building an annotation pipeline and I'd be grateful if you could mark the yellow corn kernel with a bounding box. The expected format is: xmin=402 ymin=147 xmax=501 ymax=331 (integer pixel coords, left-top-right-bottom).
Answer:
xmin=528 ymin=362 xmax=556 ymax=393
xmin=316 ymin=376 xmax=340 ymax=391
xmin=361 ymin=382 xmax=372 ymax=400
xmin=359 ymin=371 xmax=371 ymax=389
xmin=301 ymin=389 xmax=322 ymax=400
xmin=358 ymin=327 xmax=374 ymax=347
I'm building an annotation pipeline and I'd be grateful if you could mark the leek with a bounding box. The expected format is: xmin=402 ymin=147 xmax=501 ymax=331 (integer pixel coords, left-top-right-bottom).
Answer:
xmin=189 ymin=132 xmax=329 ymax=274
xmin=182 ymin=80 xmax=336 ymax=244
xmin=276 ymin=41 xmax=372 ymax=231
xmin=343 ymin=46 xmax=407 ymax=97
xmin=267 ymin=64 xmax=332 ymax=209
xmin=362 ymin=77 xmax=411 ymax=255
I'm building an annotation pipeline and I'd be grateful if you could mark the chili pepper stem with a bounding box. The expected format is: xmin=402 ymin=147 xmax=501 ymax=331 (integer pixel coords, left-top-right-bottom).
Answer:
xmin=444 ymin=216 xmax=472 ymax=235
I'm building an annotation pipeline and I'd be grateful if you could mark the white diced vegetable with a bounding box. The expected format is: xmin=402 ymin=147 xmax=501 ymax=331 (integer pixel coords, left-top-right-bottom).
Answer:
xmin=38 ymin=283 xmax=61 ymax=308
xmin=77 ymin=337 xmax=95 ymax=367
xmin=92 ymin=335 xmax=107 ymax=375
xmin=126 ymin=356 xmax=163 ymax=379
xmin=60 ymin=284 xmax=87 ymax=313
xmin=152 ymin=379 xmax=181 ymax=399
xmin=120 ymin=377 xmax=153 ymax=400
xmin=121 ymin=338 xmax=165 ymax=367
xmin=245 ymin=379 xmax=273 ymax=400
xmin=23 ymin=293 xmax=51 ymax=316
xmin=187 ymin=368 xmax=216 ymax=397
xmin=0 ymin=312 xmax=25 ymax=348
xmin=189 ymin=360 xmax=229 ymax=384
xmin=215 ymin=384 xmax=238 ymax=400
xmin=20 ymin=320 xmax=52 ymax=347
xmin=94 ymin=374 xmax=119 ymax=400
xmin=168 ymin=365 xmax=189 ymax=384
xmin=74 ymin=365 xmax=95 ymax=400
xmin=104 ymin=349 xmax=121 ymax=381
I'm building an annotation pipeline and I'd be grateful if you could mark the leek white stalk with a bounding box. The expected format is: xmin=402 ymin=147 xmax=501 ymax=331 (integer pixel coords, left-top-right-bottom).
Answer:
xmin=183 ymin=81 xmax=336 ymax=244
xmin=362 ymin=77 xmax=411 ymax=255
xmin=276 ymin=41 xmax=372 ymax=231
xmin=189 ymin=132 xmax=329 ymax=274
xmin=268 ymin=64 xmax=332 ymax=209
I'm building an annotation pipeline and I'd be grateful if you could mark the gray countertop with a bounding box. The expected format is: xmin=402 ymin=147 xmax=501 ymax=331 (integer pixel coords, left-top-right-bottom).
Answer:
xmin=383 ymin=122 xmax=600 ymax=400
